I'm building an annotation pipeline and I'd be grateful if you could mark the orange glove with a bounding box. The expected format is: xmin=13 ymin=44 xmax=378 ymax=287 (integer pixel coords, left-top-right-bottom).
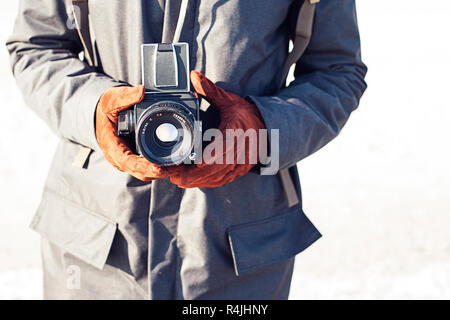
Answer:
xmin=167 ymin=71 xmax=266 ymax=188
xmin=95 ymin=86 xmax=169 ymax=181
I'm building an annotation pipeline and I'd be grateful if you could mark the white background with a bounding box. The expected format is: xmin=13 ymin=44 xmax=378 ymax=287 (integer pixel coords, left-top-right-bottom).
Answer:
xmin=0 ymin=1 xmax=449 ymax=299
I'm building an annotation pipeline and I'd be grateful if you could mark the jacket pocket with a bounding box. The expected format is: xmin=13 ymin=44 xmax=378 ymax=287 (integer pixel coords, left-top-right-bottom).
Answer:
xmin=30 ymin=189 xmax=117 ymax=270
xmin=227 ymin=207 xmax=322 ymax=276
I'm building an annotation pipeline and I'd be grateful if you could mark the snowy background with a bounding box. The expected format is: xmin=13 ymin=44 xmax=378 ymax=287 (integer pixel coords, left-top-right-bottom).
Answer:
xmin=0 ymin=0 xmax=449 ymax=299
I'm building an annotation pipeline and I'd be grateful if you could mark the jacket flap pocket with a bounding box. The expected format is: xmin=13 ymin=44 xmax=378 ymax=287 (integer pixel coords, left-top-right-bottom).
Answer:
xmin=227 ymin=208 xmax=321 ymax=276
xmin=30 ymin=190 xmax=117 ymax=270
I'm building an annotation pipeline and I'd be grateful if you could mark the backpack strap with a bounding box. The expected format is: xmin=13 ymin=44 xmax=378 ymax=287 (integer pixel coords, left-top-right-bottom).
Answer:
xmin=70 ymin=0 xmax=96 ymax=169
xmin=71 ymin=0 xmax=95 ymax=66
xmin=280 ymin=0 xmax=319 ymax=87
xmin=278 ymin=0 xmax=319 ymax=208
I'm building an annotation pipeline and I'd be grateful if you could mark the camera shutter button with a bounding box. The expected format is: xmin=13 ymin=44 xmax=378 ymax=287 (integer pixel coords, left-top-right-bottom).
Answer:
xmin=155 ymin=123 xmax=179 ymax=142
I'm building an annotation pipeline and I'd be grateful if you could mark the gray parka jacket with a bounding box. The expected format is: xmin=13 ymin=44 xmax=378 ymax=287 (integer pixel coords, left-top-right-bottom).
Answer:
xmin=7 ymin=0 xmax=366 ymax=299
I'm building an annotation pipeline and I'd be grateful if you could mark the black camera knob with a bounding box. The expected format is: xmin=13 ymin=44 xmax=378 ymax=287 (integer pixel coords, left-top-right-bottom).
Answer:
xmin=118 ymin=110 xmax=135 ymax=137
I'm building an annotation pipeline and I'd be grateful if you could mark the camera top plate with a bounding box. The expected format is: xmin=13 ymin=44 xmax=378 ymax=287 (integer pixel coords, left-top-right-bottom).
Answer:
xmin=141 ymin=43 xmax=190 ymax=94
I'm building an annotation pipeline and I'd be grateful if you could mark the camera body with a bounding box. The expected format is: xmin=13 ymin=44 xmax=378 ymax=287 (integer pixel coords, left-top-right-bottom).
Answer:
xmin=118 ymin=43 xmax=201 ymax=166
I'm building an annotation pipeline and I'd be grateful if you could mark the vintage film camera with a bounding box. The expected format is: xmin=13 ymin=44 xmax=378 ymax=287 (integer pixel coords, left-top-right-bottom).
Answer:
xmin=118 ymin=43 xmax=201 ymax=166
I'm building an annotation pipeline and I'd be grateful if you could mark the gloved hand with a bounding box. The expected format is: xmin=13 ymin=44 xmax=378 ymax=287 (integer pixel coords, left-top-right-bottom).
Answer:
xmin=95 ymin=86 xmax=169 ymax=181
xmin=167 ymin=71 xmax=266 ymax=188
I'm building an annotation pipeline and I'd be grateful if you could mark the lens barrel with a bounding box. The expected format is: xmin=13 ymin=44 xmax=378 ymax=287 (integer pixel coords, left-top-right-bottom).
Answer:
xmin=136 ymin=101 xmax=196 ymax=166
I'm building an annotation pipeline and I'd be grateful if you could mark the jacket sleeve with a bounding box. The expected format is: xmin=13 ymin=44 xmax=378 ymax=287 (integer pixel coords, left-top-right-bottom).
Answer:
xmin=250 ymin=0 xmax=367 ymax=170
xmin=6 ymin=0 xmax=123 ymax=151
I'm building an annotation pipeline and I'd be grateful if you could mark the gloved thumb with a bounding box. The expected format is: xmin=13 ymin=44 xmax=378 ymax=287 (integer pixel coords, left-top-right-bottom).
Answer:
xmin=190 ymin=71 xmax=236 ymax=111
xmin=100 ymin=85 xmax=146 ymax=117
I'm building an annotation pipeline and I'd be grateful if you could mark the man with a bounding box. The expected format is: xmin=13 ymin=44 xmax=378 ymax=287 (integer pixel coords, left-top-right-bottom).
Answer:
xmin=7 ymin=0 xmax=366 ymax=299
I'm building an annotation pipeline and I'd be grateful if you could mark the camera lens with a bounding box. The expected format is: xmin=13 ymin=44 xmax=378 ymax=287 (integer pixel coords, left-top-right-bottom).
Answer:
xmin=155 ymin=123 xmax=179 ymax=143
xmin=136 ymin=101 xmax=196 ymax=166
